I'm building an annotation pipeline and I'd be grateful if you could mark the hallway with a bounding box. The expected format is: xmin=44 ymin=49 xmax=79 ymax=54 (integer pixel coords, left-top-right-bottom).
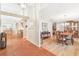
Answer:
xmin=0 ymin=38 xmax=55 ymax=56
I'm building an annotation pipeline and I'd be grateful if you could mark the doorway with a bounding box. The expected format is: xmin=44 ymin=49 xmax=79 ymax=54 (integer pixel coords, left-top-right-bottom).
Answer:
xmin=0 ymin=14 xmax=28 ymax=49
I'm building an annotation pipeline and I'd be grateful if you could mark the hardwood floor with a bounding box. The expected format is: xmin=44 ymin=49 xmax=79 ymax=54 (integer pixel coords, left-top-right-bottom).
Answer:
xmin=42 ymin=36 xmax=79 ymax=56
xmin=0 ymin=38 xmax=55 ymax=56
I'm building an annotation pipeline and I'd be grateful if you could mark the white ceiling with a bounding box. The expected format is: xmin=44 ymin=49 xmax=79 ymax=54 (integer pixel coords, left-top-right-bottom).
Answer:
xmin=40 ymin=3 xmax=79 ymax=22
xmin=1 ymin=3 xmax=79 ymax=23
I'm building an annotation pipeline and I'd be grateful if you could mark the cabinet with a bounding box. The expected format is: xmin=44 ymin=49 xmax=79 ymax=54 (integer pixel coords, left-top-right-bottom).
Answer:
xmin=65 ymin=20 xmax=79 ymax=38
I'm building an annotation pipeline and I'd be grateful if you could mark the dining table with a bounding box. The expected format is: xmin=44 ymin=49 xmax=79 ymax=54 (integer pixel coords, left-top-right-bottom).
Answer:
xmin=60 ymin=32 xmax=74 ymax=45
